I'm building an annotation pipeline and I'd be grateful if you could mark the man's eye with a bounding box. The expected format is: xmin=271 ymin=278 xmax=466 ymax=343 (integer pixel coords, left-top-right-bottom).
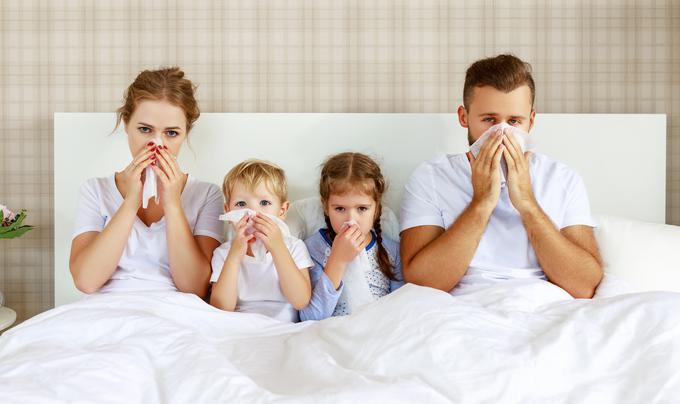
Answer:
xmin=509 ymin=119 xmax=520 ymax=125
xmin=235 ymin=201 xmax=246 ymax=207
xmin=260 ymin=200 xmax=271 ymax=206
xmin=483 ymin=117 xmax=495 ymax=123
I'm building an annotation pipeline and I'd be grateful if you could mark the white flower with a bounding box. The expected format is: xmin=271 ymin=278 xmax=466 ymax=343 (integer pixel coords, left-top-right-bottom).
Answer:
xmin=1 ymin=204 xmax=17 ymax=225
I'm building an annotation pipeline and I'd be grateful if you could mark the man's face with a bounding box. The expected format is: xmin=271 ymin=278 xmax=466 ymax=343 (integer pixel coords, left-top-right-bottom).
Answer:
xmin=458 ymin=85 xmax=536 ymax=145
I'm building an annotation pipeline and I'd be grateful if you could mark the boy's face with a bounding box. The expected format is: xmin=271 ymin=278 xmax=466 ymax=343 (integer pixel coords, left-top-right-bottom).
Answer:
xmin=457 ymin=84 xmax=536 ymax=145
xmin=225 ymin=181 xmax=289 ymax=219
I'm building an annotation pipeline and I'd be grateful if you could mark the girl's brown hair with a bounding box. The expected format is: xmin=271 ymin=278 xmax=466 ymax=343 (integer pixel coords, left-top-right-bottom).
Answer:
xmin=319 ymin=152 xmax=394 ymax=280
xmin=115 ymin=67 xmax=200 ymax=133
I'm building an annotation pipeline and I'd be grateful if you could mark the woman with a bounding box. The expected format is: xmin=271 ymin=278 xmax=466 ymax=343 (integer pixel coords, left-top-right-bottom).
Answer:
xmin=69 ymin=67 xmax=224 ymax=298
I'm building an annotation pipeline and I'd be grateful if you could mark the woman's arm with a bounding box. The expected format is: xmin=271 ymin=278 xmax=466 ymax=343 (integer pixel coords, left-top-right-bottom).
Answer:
xmin=69 ymin=147 xmax=155 ymax=293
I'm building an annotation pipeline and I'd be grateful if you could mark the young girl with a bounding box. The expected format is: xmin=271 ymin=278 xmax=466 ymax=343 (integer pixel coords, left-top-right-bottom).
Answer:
xmin=299 ymin=152 xmax=403 ymax=321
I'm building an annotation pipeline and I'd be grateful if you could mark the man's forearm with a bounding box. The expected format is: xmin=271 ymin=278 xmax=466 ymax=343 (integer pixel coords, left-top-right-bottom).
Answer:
xmin=520 ymin=204 xmax=602 ymax=298
xmin=407 ymin=201 xmax=493 ymax=291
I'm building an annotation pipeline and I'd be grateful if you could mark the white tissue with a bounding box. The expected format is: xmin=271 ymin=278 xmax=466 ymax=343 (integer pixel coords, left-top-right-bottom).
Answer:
xmin=219 ymin=208 xmax=292 ymax=262
xmin=142 ymin=135 xmax=163 ymax=209
xmin=337 ymin=220 xmax=375 ymax=313
xmin=469 ymin=122 xmax=533 ymax=187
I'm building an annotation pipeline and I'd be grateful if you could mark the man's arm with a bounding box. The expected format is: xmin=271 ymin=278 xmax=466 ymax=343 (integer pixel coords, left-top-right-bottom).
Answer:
xmin=401 ymin=130 xmax=506 ymax=291
xmin=503 ymin=134 xmax=603 ymax=298
xmin=400 ymin=200 xmax=494 ymax=291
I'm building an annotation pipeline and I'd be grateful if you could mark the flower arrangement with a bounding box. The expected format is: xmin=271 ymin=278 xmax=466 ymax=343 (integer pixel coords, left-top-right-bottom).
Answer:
xmin=0 ymin=204 xmax=34 ymax=239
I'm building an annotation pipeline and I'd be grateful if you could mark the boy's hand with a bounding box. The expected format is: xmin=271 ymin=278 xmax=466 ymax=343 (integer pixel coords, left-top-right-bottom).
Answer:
xmin=226 ymin=215 xmax=254 ymax=262
xmin=328 ymin=223 xmax=369 ymax=265
xmin=466 ymin=128 xmax=504 ymax=214
xmin=252 ymin=213 xmax=286 ymax=253
xmin=502 ymin=133 xmax=538 ymax=215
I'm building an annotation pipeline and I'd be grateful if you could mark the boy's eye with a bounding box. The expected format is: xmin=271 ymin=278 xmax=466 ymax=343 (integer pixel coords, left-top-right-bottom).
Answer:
xmin=260 ymin=200 xmax=271 ymax=206
xmin=138 ymin=127 xmax=152 ymax=134
xmin=166 ymin=130 xmax=179 ymax=137
xmin=235 ymin=201 xmax=246 ymax=208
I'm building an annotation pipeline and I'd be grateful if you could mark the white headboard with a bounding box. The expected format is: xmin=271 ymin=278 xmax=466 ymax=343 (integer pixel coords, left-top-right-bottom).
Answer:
xmin=55 ymin=113 xmax=666 ymax=305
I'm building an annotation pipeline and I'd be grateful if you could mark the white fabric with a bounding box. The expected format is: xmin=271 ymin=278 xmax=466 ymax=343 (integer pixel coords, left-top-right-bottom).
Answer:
xmin=335 ymin=220 xmax=376 ymax=313
xmin=286 ymin=197 xmax=400 ymax=241
xmin=219 ymin=208 xmax=291 ymax=262
xmin=469 ymin=122 xmax=532 ymax=188
xmin=400 ymin=153 xmax=597 ymax=292
xmin=72 ymin=174 xmax=225 ymax=293
xmin=210 ymin=226 xmax=313 ymax=322
xmin=594 ymin=214 xmax=680 ymax=293
xmin=141 ymin=134 xmax=163 ymax=209
xmin=1 ymin=282 xmax=679 ymax=403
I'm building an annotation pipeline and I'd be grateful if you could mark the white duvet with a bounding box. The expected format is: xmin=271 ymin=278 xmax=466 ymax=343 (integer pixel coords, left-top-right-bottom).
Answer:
xmin=0 ymin=280 xmax=678 ymax=403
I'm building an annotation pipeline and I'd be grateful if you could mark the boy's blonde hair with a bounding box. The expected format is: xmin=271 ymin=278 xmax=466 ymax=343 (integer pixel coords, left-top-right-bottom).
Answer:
xmin=222 ymin=159 xmax=288 ymax=203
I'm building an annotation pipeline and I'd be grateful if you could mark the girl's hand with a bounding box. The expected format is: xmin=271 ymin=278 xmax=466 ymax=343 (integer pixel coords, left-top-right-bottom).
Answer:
xmin=226 ymin=215 xmax=254 ymax=262
xmin=329 ymin=224 xmax=369 ymax=264
xmin=252 ymin=213 xmax=286 ymax=253
xmin=119 ymin=142 xmax=156 ymax=210
xmin=152 ymin=145 xmax=187 ymax=210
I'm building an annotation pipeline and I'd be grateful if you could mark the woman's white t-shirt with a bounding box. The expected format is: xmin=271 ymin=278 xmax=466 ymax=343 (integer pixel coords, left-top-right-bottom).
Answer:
xmin=72 ymin=174 xmax=225 ymax=293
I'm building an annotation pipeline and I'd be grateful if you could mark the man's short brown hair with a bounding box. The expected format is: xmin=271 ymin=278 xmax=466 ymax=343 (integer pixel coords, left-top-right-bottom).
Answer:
xmin=463 ymin=54 xmax=535 ymax=109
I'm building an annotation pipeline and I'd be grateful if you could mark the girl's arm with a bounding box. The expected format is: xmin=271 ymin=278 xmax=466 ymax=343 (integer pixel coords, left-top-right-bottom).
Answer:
xmin=298 ymin=256 xmax=343 ymax=321
xmin=70 ymin=146 xmax=155 ymax=293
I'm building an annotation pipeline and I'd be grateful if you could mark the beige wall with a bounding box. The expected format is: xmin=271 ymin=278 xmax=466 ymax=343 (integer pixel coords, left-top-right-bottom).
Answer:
xmin=1 ymin=0 xmax=678 ymax=323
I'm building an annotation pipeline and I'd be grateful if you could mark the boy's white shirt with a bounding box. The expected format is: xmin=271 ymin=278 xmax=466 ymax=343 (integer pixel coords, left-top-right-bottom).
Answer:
xmin=212 ymin=208 xmax=313 ymax=322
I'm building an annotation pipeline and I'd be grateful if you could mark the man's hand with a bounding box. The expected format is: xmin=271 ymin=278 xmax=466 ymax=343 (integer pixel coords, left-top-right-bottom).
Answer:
xmin=467 ymin=128 xmax=505 ymax=213
xmin=503 ymin=132 xmax=537 ymax=214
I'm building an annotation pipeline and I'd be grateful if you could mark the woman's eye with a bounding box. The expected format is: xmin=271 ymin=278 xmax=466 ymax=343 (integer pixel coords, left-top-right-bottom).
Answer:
xmin=138 ymin=127 xmax=152 ymax=134
xmin=166 ymin=130 xmax=179 ymax=137
xmin=235 ymin=201 xmax=246 ymax=208
xmin=260 ymin=200 xmax=271 ymax=206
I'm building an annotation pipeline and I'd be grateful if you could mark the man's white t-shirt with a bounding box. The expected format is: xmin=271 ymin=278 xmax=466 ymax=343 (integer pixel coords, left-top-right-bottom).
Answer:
xmin=210 ymin=237 xmax=314 ymax=322
xmin=72 ymin=174 xmax=225 ymax=293
xmin=400 ymin=152 xmax=597 ymax=292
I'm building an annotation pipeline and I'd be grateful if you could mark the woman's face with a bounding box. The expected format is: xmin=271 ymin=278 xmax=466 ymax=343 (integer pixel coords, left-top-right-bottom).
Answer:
xmin=124 ymin=99 xmax=188 ymax=157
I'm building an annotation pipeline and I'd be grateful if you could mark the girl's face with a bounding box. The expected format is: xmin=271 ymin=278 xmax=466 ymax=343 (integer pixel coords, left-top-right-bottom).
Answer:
xmin=325 ymin=190 xmax=377 ymax=237
xmin=124 ymin=99 xmax=188 ymax=157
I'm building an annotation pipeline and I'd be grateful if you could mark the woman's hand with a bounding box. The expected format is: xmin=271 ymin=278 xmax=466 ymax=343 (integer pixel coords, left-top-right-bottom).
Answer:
xmin=152 ymin=145 xmax=187 ymax=210
xmin=119 ymin=142 xmax=156 ymax=210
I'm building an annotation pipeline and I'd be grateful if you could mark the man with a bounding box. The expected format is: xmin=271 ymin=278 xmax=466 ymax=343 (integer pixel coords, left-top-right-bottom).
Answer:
xmin=400 ymin=54 xmax=602 ymax=298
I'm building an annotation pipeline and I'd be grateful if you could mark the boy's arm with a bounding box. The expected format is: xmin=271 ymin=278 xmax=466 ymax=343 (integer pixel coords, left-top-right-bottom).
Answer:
xmin=269 ymin=243 xmax=312 ymax=310
xmin=209 ymin=254 xmax=241 ymax=311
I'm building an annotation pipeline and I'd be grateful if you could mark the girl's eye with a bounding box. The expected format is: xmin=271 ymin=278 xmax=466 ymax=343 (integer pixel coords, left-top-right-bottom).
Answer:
xmin=138 ymin=127 xmax=152 ymax=134
xmin=235 ymin=201 xmax=246 ymax=208
xmin=166 ymin=130 xmax=179 ymax=138
xmin=358 ymin=206 xmax=369 ymax=212
xmin=334 ymin=207 xmax=345 ymax=213
xmin=260 ymin=200 xmax=271 ymax=206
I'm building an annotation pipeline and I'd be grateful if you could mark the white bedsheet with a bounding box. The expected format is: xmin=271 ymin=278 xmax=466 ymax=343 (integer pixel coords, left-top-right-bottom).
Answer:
xmin=0 ymin=280 xmax=678 ymax=403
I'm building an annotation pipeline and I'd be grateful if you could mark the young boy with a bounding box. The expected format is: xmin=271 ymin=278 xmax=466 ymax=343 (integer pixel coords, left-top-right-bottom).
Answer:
xmin=400 ymin=54 xmax=603 ymax=298
xmin=209 ymin=159 xmax=313 ymax=322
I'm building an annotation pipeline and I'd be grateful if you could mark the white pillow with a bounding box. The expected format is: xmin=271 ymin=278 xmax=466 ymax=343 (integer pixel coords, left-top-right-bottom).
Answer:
xmin=286 ymin=197 xmax=400 ymax=241
xmin=594 ymin=215 xmax=680 ymax=293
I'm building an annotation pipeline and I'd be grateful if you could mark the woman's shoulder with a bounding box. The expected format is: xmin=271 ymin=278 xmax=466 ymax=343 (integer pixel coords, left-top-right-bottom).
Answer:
xmin=183 ymin=176 xmax=223 ymax=205
xmin=79 ymin=175 xmax=115 ymax=198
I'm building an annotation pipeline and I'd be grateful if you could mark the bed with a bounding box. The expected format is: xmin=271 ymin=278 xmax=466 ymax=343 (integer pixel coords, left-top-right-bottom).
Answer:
xmin=0 ymin=113 xmax=678 ymax=403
